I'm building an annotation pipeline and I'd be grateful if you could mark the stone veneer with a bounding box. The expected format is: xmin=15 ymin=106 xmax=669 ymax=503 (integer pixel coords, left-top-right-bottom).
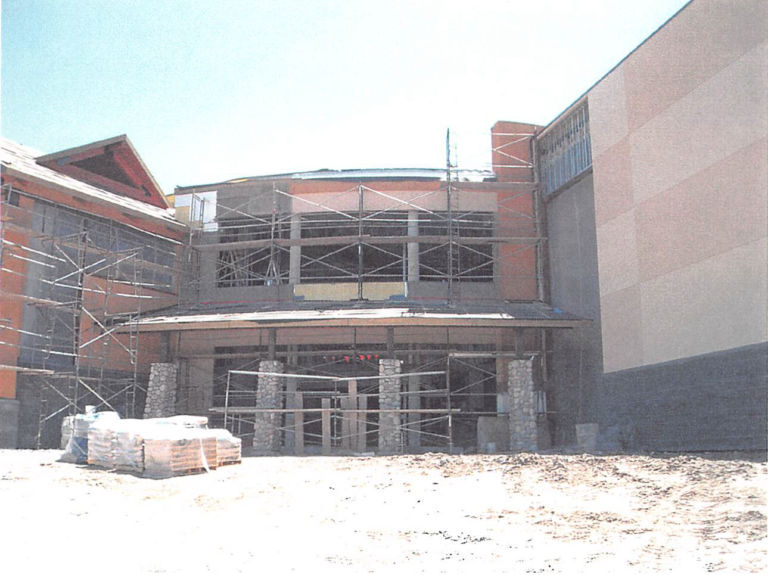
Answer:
xmin=252 ymin=360 xmax=284 ymax=452
xmin=508 ymin=359 xmax=537 ymax=451
xmin=144 ymin=363 xmax=179 ymax=419
xmin=378 ymin=358 xmax=402 ymax=453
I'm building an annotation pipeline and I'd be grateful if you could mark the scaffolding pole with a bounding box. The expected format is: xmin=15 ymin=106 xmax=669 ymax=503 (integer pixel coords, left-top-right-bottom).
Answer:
xmin=0 ymin=184 xmax=187 ymax=448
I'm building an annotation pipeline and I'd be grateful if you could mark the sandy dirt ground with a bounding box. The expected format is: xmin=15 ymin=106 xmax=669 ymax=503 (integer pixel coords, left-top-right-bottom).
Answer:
xmin=0 ymin=449 xmax=765 ymax=573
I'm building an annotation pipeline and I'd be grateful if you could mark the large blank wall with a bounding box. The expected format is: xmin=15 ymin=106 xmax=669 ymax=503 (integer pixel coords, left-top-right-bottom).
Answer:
xmin=588 ymin=0 xmax=768 ymax=373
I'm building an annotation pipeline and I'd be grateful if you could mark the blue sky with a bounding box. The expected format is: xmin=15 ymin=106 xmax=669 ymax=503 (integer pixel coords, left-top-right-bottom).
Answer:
xmin=2 ymin=0 xmax=690 ymax=194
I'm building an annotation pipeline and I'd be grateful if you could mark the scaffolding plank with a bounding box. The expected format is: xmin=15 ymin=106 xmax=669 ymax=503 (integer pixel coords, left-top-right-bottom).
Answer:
xmin=0 ymin=364 xmax=55 ymax=374
xmin=0 ymin=291 xmax=62 ymax=307
xmin=195 ymin=234 xmax=541 ymax=252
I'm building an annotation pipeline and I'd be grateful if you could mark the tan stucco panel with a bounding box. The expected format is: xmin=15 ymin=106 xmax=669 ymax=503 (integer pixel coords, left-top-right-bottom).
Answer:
xmin=635 ymin=138 xmax=768 ymax=283
xmin=629 ymin=41 xmax=768 ymax=206
xmin=588 ymin=66 xmax=629 ymax=158
xmin=640 ymin=238 xmax=767 ymax=366
xmin=596 ymin=209 xmax=639 ymax=297
xmin=624 ymin=0 xmax=768 ymax=132
xmin=601 ymin=285 xmax=644 ymax=373
xmin=592 ymin=138 xmax=634 ymax=228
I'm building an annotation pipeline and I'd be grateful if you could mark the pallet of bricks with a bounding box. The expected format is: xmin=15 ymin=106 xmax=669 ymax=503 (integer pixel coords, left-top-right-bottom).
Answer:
xmin=209 ymin=428 xmax=243 ymax=466
xmin=143 ymin=425 xmax=219 ymax=479
xmin=62 ymin=413 xmax=242 ymax=478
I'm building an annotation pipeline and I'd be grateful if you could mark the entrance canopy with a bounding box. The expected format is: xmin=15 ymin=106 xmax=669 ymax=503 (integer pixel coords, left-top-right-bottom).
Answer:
xmin=125 ymin=300 xmax=589 ymax=332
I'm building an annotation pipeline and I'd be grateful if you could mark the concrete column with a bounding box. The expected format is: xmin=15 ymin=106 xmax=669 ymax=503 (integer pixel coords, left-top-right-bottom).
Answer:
xmin=407 ymin=210 xmax=419 ymax=281
xmin=294 ymin=391 xmax=304 ymax=455
xmin=284 ymin=346 xmax=298 ymax=451
xmin=378 ymin=358 xmax=402 ymax=453
xmin=508 ymin=359 xmax=537 ymax=451
xmin=252 ymin=360 xmax=284 ymax=453
xmin=289 ymin=214 xmax=301 ymax=285
xmin=407 ymin=373 xmax=421 ymax=447
xmin=0 ymin=399 xmax=20 ymax=448
xmin=283 ymin=376 xmax=296 ymax=452
xmin=321 ymin=398 xmax=332 ymax=456
xmin=144 ymin=363 xmax=179 ymax=419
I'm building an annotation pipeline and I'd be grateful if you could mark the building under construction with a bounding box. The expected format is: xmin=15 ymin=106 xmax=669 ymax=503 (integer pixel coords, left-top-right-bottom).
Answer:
xmin=0 ymin=136 xmax=188 ymax=448
xmin=1 ymin=0 xmax=765 ymax=453
xmin=133 ymin=121 xmax=587 ymax=455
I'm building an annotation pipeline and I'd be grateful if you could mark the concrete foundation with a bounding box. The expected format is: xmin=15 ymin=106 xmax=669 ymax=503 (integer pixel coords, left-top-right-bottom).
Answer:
xmin=252 ymin=360 xmax=284 ymax=453
xmin=378 ymin=359 xmax=402 ymax=453
xmin=0 ymin=398 xmax=20 ymax=448
xmin=144 ymin=363 xmax=178 ymax=419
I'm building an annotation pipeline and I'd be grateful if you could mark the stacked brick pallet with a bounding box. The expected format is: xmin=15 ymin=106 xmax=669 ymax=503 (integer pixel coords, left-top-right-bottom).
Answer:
xmin=87 ymin=420 xmax=117 ymax=469
xmin=210 ymin=429 xmax=242 ymax=466
xmin=60 ymin=413 xmax=242 ymax=478
xmin=114 ymin=421 xmax=146 ymax=473
xmin=143 ymin=428 xmax=219 ymax=479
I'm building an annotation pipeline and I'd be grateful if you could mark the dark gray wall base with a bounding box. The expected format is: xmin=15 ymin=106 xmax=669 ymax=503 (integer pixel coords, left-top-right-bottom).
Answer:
xmin=598 ymin=342 xmax=768 ymax=452
xmin=16 ymin=374 xmax=46 ymax=449
xmin=15 ymin=372 xmax=149 ymax=449
xmin=0 ymin=398 xmax=20 ymax=448
xmin=545 ymin=174 xmax=604 ymax=447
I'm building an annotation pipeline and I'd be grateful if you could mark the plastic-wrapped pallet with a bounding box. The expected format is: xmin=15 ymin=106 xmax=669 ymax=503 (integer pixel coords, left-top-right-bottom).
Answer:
xmin=142 ymin=427 xmax=218 ymax=479
xmin=61 ymin=416 xmax=74 ymax=450
xmin=149 ymin=415 xmax=209 ymax=429
xmin=208 ymin=429 xmax=242 ymax=466
xmin=61 ymin=411 xmax=120 ymax=464
xmin=87 ymin=419 xmax=117 ymax=468
xmin=113 ymin=420 xmax=146 ymax=474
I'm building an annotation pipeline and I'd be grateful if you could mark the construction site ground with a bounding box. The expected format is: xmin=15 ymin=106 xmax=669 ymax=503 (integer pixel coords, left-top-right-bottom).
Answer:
xmin=0 ymin=449 xmax=765 ymax=573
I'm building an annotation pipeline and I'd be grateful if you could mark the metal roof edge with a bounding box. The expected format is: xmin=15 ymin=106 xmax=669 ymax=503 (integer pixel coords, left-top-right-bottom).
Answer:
xmin=3 ymin=164 xmax=186 ymax=231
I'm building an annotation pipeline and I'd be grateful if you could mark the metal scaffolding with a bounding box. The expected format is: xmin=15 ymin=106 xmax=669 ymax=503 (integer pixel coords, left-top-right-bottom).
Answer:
xmin=0 ymin=183 xmax=186 ymax=447
xmin=182 ymin=167 xmax=544 ymax=297
xmin=172 ymin=331 xmax=551 ymax=455
xmin=168 ymin=140 xmax=550 ymax=453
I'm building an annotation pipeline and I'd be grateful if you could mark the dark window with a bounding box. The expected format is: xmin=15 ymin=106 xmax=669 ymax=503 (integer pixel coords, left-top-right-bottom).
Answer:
xmin=538 ymin=102 xmax=592 ymax=196
xmin=300 ymin=211 xmax=409 ymax=283
xmin=419 ymin=211 xmax=494 ymax=282
xmin=216 ymin=216 xmax=290 ymax=287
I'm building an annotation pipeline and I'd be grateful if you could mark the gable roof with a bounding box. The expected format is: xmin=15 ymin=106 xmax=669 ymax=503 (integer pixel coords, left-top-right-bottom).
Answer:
xmin=36 ymin=134 xmax=170 ymax=209
xmin=1 ymin=138 xmax=184 ymax=229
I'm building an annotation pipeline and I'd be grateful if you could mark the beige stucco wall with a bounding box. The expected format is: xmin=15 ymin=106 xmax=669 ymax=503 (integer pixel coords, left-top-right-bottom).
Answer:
xmin=589 ymin=0 xmax=768 ymax=372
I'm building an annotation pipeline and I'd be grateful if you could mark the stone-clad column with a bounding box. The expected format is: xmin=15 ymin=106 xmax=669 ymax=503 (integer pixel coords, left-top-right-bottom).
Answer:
xmin=508 ymin=359 xmax=537 ymax=451
xmin=252 ymin=360 xmax=284 ymax=453
xmin=378 ymin=359 xmax=402 ymax=453
xmin=144 ymin=363 xmax=179 ymax=418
